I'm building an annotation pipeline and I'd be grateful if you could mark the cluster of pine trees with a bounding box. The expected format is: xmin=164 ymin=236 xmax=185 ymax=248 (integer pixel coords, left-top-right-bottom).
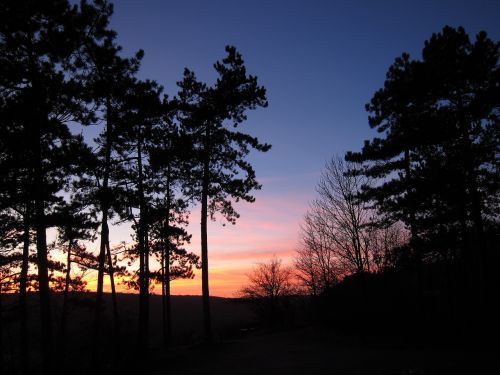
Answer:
xmin=0 ymin=1 xmax=270 ymax=373
xmin=297 ymin=26 xmax=499 ymax=336
xmin=347 ymin=26 xmax=499 ymax=287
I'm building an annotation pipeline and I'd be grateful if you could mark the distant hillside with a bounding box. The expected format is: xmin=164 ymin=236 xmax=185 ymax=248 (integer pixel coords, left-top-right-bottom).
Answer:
xmin=1 ymin=292 xmax=255 ymax=346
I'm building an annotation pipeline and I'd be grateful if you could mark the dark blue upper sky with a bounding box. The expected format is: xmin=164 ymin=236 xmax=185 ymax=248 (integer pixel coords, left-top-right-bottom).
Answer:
xmin=107 ymin=0 xmax=500 ymax=200
xmin=106 ymin=0 xmax=500 ymax=198
xmin=70 ymin=1 xmax=500 ymax=294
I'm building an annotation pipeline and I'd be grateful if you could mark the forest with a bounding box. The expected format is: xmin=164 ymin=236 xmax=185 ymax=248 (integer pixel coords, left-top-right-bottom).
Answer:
xmin=1 ymin=1 xmax=499 ymax=375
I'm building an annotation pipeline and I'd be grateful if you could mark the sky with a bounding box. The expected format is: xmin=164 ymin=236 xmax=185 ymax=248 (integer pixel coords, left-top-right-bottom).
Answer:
xmin=83 ymin=0 xmax=500 ymax=297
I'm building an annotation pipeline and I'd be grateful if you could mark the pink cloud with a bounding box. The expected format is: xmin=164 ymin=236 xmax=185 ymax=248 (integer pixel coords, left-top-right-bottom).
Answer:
xmin=176 ymin=191 xmax=310 ymax=296
xmin=83 ymin=190 xmax=312 ymax=297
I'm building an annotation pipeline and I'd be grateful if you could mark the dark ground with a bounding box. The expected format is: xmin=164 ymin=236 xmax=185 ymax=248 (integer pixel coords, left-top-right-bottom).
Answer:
xmin=1 ymin=293 xmax=495 ymax=374
xmin=155 ymin=326 xmax=494 ymax=375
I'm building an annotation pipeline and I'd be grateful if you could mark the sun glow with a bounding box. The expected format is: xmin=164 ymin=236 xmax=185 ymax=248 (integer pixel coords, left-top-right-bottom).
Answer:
xmin=70 ymin=192 xmax=307 ymax=297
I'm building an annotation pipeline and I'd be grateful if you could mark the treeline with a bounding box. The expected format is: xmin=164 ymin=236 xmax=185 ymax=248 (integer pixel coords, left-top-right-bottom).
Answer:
xmin=295 ymin=26 xmax=499 ymax=336
xmin=0 ymin=1 xmax=269 ymax=373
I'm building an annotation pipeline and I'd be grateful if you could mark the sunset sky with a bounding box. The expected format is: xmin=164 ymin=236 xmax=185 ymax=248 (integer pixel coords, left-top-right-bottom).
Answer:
xmin=81 ymin=0 xmax=500 ymax=297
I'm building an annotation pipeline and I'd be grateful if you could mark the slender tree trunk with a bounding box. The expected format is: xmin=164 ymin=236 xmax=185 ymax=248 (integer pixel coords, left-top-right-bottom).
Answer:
xmin=0 ymin=279 xmax=3 ymax=372
xmin=161 ymin=238 xmax=167 ymax=344
xmin=363 ymin=241 xmax=371 ymax=273
xmin=461 ymin=121 xmax=486 ymax=316
xmin=19 ymin=202 xmax=30 ymax=374
xmin=165 ymin=247 xmax=172 ymax=342
xmin=145 ymin=226 xmax=150 ymax=335
xmin=404 ymin=150 xmax=422 ymax=276
xmin=462 ymin=137 xmax=485 ymax=306
xmin=26 ymin=36 xmax=52 ymax=374
xmin=138 ymin=225 xmax=145 ymax=345
xmin=353 ymin=233 xmax=363 ymax=274
xmin=404 ymin=149 xmax=423 ymax=342
xmin=34 ymin=115 xmax=53 ymax=375
xmin=61 ymin=239 xmax=73 ymax=337
xmin=105 ymin=241 xmax=119 ymax=334
xmin=137 ymin=133 xmax=148 ymax=348
xmin=470 ymin=185 xmax=485 ymax=307
xmin=95 ymin=219 xmax=108 ymax=332
xmin=35 ymin=195 xmax=52 ymax=375
xmin=201 ymin=150 xmax=212 ymax=342
xmin=96 ymin=97 xmax=113 ymax=335
xmin=165 ymin=166 xmax=172 ymax=343
xmin=162 ymin=165 xmax=173 ymax=344
xmin=345 ymin=193 xmax=364 ymax=274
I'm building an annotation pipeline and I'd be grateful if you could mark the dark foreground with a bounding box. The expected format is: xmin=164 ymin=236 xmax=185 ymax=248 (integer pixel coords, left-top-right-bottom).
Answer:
xmin=157 ymin=327 xmax=494 ymax=375
xmin=1 ymin=293 xmax=494 ymax=375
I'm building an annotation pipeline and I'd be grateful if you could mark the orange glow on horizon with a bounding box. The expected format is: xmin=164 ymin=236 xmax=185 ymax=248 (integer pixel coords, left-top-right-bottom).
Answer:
xmin=56 ymin=192 xmax=309 ymax=298
xmin=84 ymin=261 xmax=294 ymax=298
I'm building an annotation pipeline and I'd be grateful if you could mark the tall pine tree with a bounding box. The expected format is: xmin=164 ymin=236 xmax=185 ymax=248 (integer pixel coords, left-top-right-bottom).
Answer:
xmin=346 ymin=26 xmax=500 ymax=301
xmin=177 ymin=46 xmax=271 ymax=341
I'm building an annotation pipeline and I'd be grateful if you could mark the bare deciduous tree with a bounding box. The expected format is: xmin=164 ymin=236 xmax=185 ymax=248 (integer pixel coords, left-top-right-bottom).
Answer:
xmin=296 ymin=156 xmax=410 ymax=294
xmin=313 ymin=156 xmax=373 ymax=274
xmin=369 ymin=222 xmax=409 ymax=270
xmin=240 ymin=257 xmax=295 ymax=300
xmin=239 ymin=256 xmax=296 ymax=328
xmin=295 ymin=212 xmax=341 ymax=295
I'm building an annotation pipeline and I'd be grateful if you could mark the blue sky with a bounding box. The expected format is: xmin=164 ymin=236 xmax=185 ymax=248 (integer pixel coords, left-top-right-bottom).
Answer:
xmin=108 ymin=0 xmax=500 ymax=196
xmin=86 ymin=0 xmax=500 ymax=295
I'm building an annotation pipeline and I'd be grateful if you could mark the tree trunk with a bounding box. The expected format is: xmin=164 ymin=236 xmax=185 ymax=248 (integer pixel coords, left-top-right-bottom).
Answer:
xmin=106 ymin=241 xmax=119 ymax=334
xmin=137 ymin=133 xmax=148 ymax=348
xmin=201 ymin=151 xmax=212 ymax=342
xmin=138 ymin=226 xmax=145 ymax=346
xmin=35 ymin=179 xmax=52 ymax=374
xmin=470 ymin=183 xmax=485 ymax=307
xmin=404 ymin=150 xmax=422 ymax=279
xmin=95 ymin=96 xmax=113 ymax=335
xmin=161 ymin=238 xmax=167 ymax=344
xmin=162 ymin=165 xmax=172 ymax=344
xmin=0 ymin=279 xmax=3 ymax=372
xmin=26 ymin=35 xmax=53 ymax=373
xmin=145 ymin=226 xmax=150 ymax=337
xmin=19 ymin=202 xmax=30 ymax=374
xmin=34 ymin=114 xmax=53 ymax=375
xmin=0 ymin=279 xmax=3 ymax=371
xmin=61 ymin=239 xmax=73 ymax=337
xmin=462 ymin=132 xmax=485 ymax=306
xmin=165 ymin=247 xmax=172 ymax=343
xmin=404 ymin=149 xmax=423 ymax=342
xmin=95 ymin=219 xmax=108 ymax=333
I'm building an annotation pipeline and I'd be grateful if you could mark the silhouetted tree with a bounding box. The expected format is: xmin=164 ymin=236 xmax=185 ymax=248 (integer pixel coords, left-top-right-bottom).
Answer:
xmin=75 ymin=0 xmax=144 ymax=336
xmin=346 ymin=26 xmax=500 ymax=299
xmin=295 ymin=213 xmax=340 ymax=296
xmin=54 ymin=200 xmax=97 ymax=337
xmin=311 ymin=157 xmax=374 ymax=274
xmin=0 ymin=93 xmax=35 ymax=373
xmin=177 ymin=46 xmax=271 ymax=341
xmin=294 ymin=156 xmax=405 ymax=301
xmin=116 ymin=78 xmax=164 ymax=347
xmin=148 ymin=118 xmax=199 ymax=344
xmin=241 ymin=256 xmax=295 ymax=300
xmin=149 ymin=132 xmax=199 ymax=344
xmin=0 ymin=1 xmax=98 ymax=371
xmin=149 ymin=224 xmax=199 ymax=344
xmin=240 ymin=257 xmax=295 ymax=327
xmin=368 ymin=222 xmax=409 ymax=270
